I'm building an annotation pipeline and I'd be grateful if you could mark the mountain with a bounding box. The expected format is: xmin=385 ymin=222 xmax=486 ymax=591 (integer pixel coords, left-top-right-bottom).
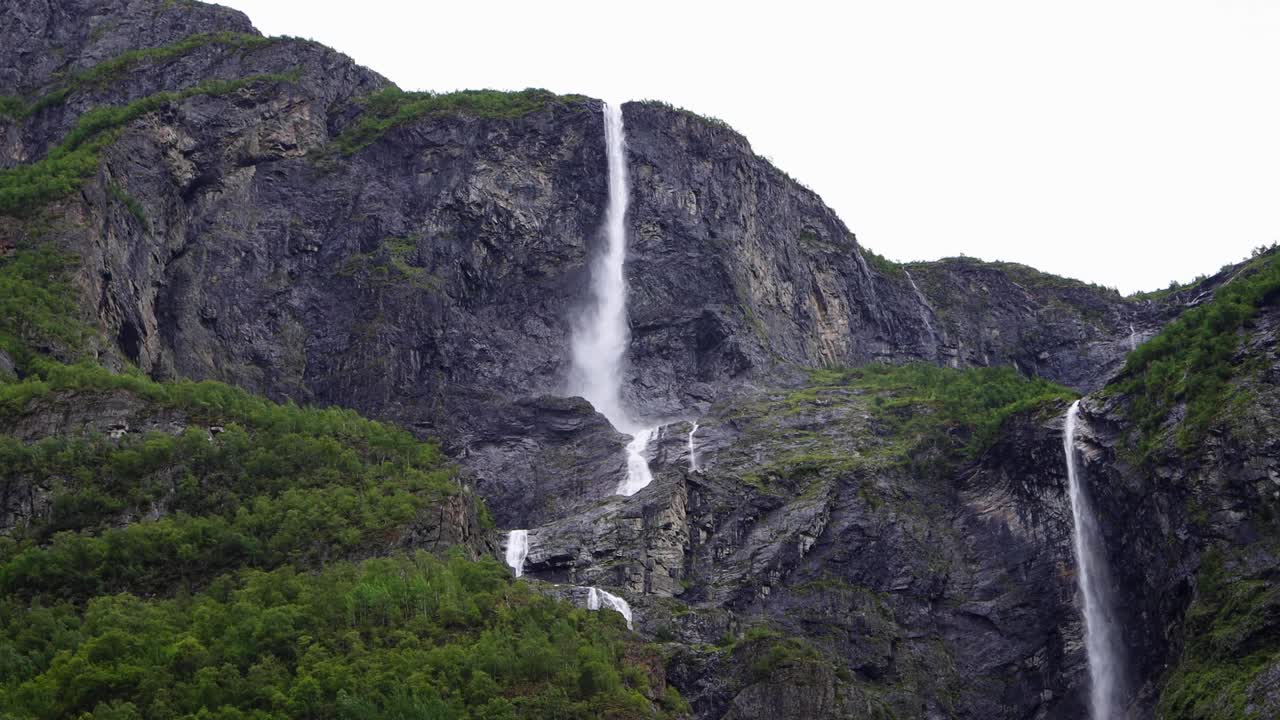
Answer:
xmin=2 ymin=1 xmax=1278 ymax=718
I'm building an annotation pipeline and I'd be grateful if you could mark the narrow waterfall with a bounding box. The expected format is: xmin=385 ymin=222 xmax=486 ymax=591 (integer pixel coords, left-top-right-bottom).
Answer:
xmin=1063 ymin=401 xmax=1125 ymax=719
xmin=904 ymin=268 xmax=943 ymax=361
xmin=1129 ymin=323 xmax=1138 ymax=352
xmin=569 ymin=102 xmax=657 ymax=496
xmin=586 ymin=587 xmax=634 ymax=629
xmin=687 ymin=421 xmax=700 ymax=472
xmin=505 ymin=529 xmax=529 ymax=578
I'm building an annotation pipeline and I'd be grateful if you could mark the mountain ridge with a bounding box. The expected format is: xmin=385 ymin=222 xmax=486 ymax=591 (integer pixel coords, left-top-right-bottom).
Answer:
xmin=2 ymin=1 xmax=1279 ymax=719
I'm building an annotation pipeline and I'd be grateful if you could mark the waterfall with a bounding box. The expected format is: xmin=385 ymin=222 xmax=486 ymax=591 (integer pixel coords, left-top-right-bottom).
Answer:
xmin=904 ymin=268 xmax=942 ymax=361
xmin=569 ymin=101 xmax=657 ymax=496
xmin=616 ymin=427 xmax=656 ymax=496
xmin=1128 ymin=323 xmax=1138 ymax=352
xmin=688 ymin=421 xmax=700 ymax=472
xmin=1063 ymin=401 xmax=1126 ymax=719
xmin=505 ymin=529 xmax=529 ymax=578
xmin=586 ymin=586 xmax=634 ymax=629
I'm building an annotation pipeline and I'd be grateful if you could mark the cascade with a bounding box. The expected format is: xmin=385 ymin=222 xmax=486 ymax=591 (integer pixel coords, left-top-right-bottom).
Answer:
xmin=688 ymin=421 xmax=700 ymax=472
xmin=586 ymin=587 xmax=634 ymax=629
xmin=617 ymin=428 xmax=656 ymax=496
xmin=1129 ymin=323 xmax=1138 ymax=352
xmin=505 ymin=529 xmax=529 ymax=578
xmin=569 ymin=102 xmax=657 ymax=496
xmin=1063 ymin=401 xmax=1126 ymax=719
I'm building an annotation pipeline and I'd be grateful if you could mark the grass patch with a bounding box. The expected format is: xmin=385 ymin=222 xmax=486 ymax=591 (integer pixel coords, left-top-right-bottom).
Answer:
xmin=806 ymin=363 xmax=1076 ymax=461
xmin=2 ymin=32 xmax=272 ymax=120
xmin=329 ymin=87 xmax=583 ymax=155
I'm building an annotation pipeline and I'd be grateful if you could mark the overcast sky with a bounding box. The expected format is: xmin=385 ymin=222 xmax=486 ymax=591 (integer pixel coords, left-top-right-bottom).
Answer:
xmin=221 ymin=0 xmax=1280 ymax=294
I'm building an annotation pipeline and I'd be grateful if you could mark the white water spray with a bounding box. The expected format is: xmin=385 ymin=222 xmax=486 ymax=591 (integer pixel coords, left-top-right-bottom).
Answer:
xmin=1128 ymin=323 xmax=1138 ymax=352
xmin=687 ymin=421 xmax=700 ymax=472
xmin=1063 ymin=401 xmax=1126 ymax=719
xmin=505 ymin=529 xmax=529 ymax=578
xmin=569 ymin=102 xmax=657 ymax=495
xmin=617 ymin=428 xmax=656 ymax=496
xmin=586 ymin=586 xmax=634 ymax=629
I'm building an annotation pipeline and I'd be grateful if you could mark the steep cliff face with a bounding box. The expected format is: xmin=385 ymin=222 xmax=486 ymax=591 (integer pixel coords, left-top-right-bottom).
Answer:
xmin=3 ymin=0 xmax=1157 ymax=437
xmin=1 ymin=0 xmax=257 ymax=96
xmin=5 ymin=1 xmax=1279 ymax=719
xmin=1 ymin=0 xmax=1170 ymax=544
xmin=517 ymin=369 xmax=1090 ymax=719
xmin=1068 ymin=301 xmax=1280 ymax=719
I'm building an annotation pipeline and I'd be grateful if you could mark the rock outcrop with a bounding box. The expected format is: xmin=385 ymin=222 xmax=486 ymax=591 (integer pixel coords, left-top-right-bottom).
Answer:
xmin=4 ymin=2 xmax=1279 ymax=719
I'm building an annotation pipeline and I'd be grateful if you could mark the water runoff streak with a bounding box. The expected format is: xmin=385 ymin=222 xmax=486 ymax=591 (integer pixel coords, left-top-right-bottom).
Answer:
xmin=1063 ymin=400 xmax=1126 ymax=719
xmin=569 ymin=102 xmax=657 ymax=496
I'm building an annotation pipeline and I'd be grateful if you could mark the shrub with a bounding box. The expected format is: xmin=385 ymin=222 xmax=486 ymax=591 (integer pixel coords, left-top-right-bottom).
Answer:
xmin=1111 ymin=248 xmax=1280 ymax=458
xmin=0 ymin=553 xmax=669 ymax=720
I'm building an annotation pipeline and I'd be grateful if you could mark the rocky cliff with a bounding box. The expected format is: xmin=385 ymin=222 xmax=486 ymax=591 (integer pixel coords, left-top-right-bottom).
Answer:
xmin=3 ymin=1 xmax=1279 ymax=719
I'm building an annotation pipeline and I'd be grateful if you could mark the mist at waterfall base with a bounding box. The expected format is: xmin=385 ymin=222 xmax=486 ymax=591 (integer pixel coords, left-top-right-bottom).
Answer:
xmin=567 ymin=102 xmax=656 ymax=496
xmin=1063 ymin=401 xmax=1128 ymax=719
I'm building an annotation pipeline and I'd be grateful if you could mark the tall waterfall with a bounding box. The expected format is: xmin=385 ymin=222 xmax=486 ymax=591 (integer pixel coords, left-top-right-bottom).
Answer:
xmin=569 ymin=102 xmax=656 ymax=496
xmin=1063 ymin=401 xmax=1126 ymax=719
xmin=505 ymin=529 xmax=529 ymax=578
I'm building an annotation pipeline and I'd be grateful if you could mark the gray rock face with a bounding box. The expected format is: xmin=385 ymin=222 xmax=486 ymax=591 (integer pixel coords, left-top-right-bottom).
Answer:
xmin=586 ymin=382 xmax=1089 ymax=719
xmin=0 ymin=0 xmax=256 ymax=95
xmin=0 ymin=349 xmax=16 ymax=381
xmin=6 ymin=2 xmax=1279 ymax=719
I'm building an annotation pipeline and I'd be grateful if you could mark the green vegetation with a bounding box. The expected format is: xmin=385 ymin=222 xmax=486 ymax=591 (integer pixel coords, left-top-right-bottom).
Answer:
xmin=339 ymin=237 xmax=439 ymax=291
xmin=1111 ymin=248 xmax=1280 ymax=458
xmin=329 ymin=88 xmax=582 ymax=155
xmin=727 ymin=363 xmax=1074 ymax=499
xmin=0 ymin=246 xmax=90 ymax=369
xmin=0 ymin=32 xmax=272 ymax=121
xmin=0 ymin=360 xmax=458 ymax=600
xmin=1130 ymin=274 xmax=1212 ymax=302
xmin=1158 ymin=548 xmax=1280 ymax=719
xmin=860 ymin=246 xmax=904 ymax=277
xmin=0 ymin=552 xmax=670 ymax=720
xmin=914 ymin=257 xmax=1120 ymax=297
xmin=807 ymin=363 xmax=1076 ymax=460
xmin=106 ymin=181 xmax=148 ymax=229
xmin=0 ymin=360 xmax=674 ymax=717
xmin=0 ymin=95 xmax=26 ymax=121
xmin=0 ymin=73 xmax=296 ymax=216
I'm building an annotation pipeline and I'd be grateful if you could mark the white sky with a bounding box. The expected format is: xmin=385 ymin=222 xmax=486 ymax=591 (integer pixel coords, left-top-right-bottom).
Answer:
xmin=220 ymin=0 xmax=1280 ymax=294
